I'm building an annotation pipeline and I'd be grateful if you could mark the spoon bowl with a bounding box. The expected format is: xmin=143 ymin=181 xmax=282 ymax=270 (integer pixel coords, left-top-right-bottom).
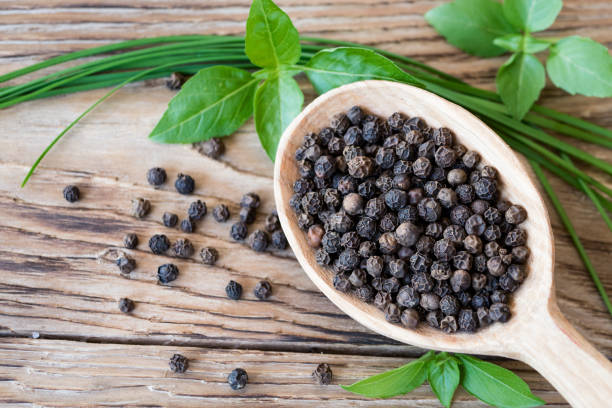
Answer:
xmin=274 ymin=80 xmax=611 ymax=407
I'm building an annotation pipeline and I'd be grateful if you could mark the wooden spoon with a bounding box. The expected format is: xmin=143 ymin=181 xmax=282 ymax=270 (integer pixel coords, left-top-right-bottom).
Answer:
xmin=274 ymin=80 xmax=612 ymax=407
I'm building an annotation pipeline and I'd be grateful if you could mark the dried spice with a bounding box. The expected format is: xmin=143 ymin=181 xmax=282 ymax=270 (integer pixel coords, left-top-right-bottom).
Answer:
xmin=291 ymin=108 xmax=530 ymax=333
xmin=146 ymin=167 xmax=167 ymax=186
xmin=149 ymin=234 xmax=170 ymax=254
xmin=166 ymin=72 xmax=189 ymax=90
xmin=239 ymin=206 xmax=256 ymax=224
xmin=169 ymin=353 xmax=188 ymax=373
xmin=213 ymin=204 xmax=230 ymax=222
xmin=200 ymin=247 xmax=218 ymax=265
xmin=172 ymin=238 xmax=194 ymax=258
xmin=116 ymin=255 xmax=136 ymax=274
xmin=225 ymin=280 xmax=242 ymax=300
xmin=163 ymin=212 xmax=178 ymax=228
xmin=228 ymin=368 xmax=248 ymax=390
xmin=254 ymin=280 xmax=272 ymax=300
xmin=199 ymin=138 xmax=225 ymax=159
xmin=248 ymin=229 xmax=269 ymax=252
xmin=265 ymin=211 xmax=281 ymax=232
xmin=312 ymin=363 xmax=333 ymax=385
xmin=240 ymin=192 xmax=260 ymax=209
xmin=118 ymin=298 xmax=135 ymax=313
xmin=63 ymin=185 xmax=80 ymax=202
xmin=180 ymin=218 xmax=194 ymax=233
xmin=123 ymin=233 xmax=138 ymax=249
xmin=131 ymin=198 xmax=151 ymax=218
xmin=271 ymin=229 xmax=288 ymax=250
xmin=188 ymin=200 xmax=207 ymax=220
xmin=158 ymin=263 xmax=179 ymax=284
xmin=175 ymin=173 xmax=195 ymax=194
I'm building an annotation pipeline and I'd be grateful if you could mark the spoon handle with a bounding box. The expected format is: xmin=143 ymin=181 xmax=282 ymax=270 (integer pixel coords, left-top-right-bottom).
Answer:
xmin=516 ymin=302 xmax=612 ymax=407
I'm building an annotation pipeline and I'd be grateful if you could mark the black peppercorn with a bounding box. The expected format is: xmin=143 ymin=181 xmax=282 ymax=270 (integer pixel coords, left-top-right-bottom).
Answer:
xmin=239 ymin=206 xmax=256 ymax=224
xmin=123 ymin=233 xmax=138 ymax=249
xmin=473 ymin=177 xmax=497 ymax=200
xmin=417 ymin=197 xmax=442 ymax=222
xmin=271 ymin=230 xmax=288 ymax=250
xmin=401 ymin=309 xmax=419 ymax=329
xmin=382 ymin=277 xmax=401 ymax=293
xmin=131 ymin=197 xmax=151 ymax=218
xmin=169 ymin=354 xmax=188 ymax=373
xmin=499 ymin=273 xmax=519 ymax=292
xmin=149 ymin=234 xmax=170 ymax=254
xmin=188 ymin=200 xmax=207 ymax=220
xmin=312 ymin=363 xmax=333 ymax=385
xmin=200 ymin=138 xmax=225 ymax=159
xmin=420 ymin=293 xmax=441 ymax=311
xmin=346 ymin=106 xmax=364 ymax=125
xmin=175 ymin=173 xmax=195 ymax=194
xmin=230 ymin=222 xmax=248 ymax=241
xmin=489 ymin=303 xmax=511 ymax=322
xmin=450 ymin=205 xmax=471 ymax=226
xmin=212 ymin=204 xmax=230 ymax=222
xmin=413 ymin=272 xmax=434 ymax=293
xmin=348 ymin=269 xmax=367 ymax=287
xmin=240 ymin=192 xmax=260 ymax=209
xmin=248 ymin=229 xmax=269 ymax=252
xmin=333 ymin=273 xmax=352 ymax=293
xmin=450 ymin=269 xmax=471 ymax=292
xmin=225 ymin=280 xmax=242 ymax=300
xmin=228 ymin=368 xmax=248 ymax=390
xmin=163 ymin=212 xmax=178 ymax=228
xmin=180 ymin=218 xmax=194 ymax=233
xmin=378 ymin=232 xmax=398 ymax=254
xmin=505 ymin=228 xmax=527 ymax=247
xmin=373 ymin=291 xmax=392 ymax=310
xmin=426 ymin=310 xmax=444 ymax=328
xmin=487 ymin=256 xmax=506 ymax=277
xmin=410 ymin=252 xmax=431 ymax=273
xmin=172 ymin=238 xmax=194 ymax=258
xmin=456 ymin=184 xmax=475 ymax=204
xmin=512 ymin=246 xmax=530 ymax=264
xmin=462 ymin=151 xmax=480 ymax=168
xmin=200 ymin=247 xmax=218 ymax=265
xmin=254 ymin=280 xmax=272 ymax=300
xmin=116 ymin=255 xmax=136 ymax=274
xmin=147 ymin=167 xmax=167 ymax=186
xmin=431 ymin=261 xmax=452 ymax=280
xmin=340 ymin=231 xmax=360 ymax=249
xmin=118 ymin=297 xmax=135 ymax=313
xmin=412 ymin=157 xmax=432 ymax=178
xmin=158 ymin=263 xmax=179 ymax=284
xmin=440 ymin=295 xmax=460 ymax=316
xmin=384 ymin=303 xmax=401 ymax=323
xmin=433 ymin=238 xmax=456 ymax=262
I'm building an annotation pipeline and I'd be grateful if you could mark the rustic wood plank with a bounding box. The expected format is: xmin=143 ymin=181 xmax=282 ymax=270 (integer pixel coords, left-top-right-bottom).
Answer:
xmin=0 ymin=338 xmax=568 ymax=407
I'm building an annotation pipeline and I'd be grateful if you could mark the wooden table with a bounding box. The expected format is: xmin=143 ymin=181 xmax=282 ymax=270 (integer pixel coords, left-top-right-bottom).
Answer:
xmin=0 ymin=1 xmax=610 ymax=406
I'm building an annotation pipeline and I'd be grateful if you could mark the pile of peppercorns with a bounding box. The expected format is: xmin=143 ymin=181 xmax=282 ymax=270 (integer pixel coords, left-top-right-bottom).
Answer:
xmin=290 ymin=106 xmax=530 ymax=333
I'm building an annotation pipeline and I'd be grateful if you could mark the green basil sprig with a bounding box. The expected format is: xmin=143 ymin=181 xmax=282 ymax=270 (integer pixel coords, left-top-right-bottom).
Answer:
xmin=425 ymin=0 xmax=612 ymax=119
xmin=342 ymin=351 xmax=545 ymax=408
xmin=148 ymin=0 xmax=420 ymax=160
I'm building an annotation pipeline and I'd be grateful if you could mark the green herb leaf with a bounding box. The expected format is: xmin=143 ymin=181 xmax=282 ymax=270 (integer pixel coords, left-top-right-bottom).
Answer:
xmin=503 ymin=0 xmax=563 ymax=33
xmin=149 ymin=66 xmax=257 ymax=143
xmin=254 ymin=72 xmax=303 ymax=160
xmin=457 ymin=354 xmax=545 ymax=408
xmin=424 ymin=0 xmax=517 ymax=57
xmin=245 ymin=0 xmax=301 ymax=68
xmin=427 ymin=353 xmax=460 ymax=408
xmin=305 ymin=47 xmax=422 ymax=95
xmin=496 ymin=53 xmax=545 ymax=120
xmin=493 ymin=34 xmax=550 ymax=54
xmin=546 ymin=36 xmax=612 ymax=97
xmin=341 ymin=351 xmax=434 ymax=399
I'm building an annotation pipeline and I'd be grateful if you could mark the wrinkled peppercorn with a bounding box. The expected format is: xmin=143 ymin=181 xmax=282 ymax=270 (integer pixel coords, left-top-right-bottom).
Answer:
xmin=200 ymin=138 xmax=225 ymax=159
xmin=175 ymin=173 xmax=195 ymax=194
xmin=312 ymin=363 xmax=333 ymax=385
xmin=228 ymin=368 xmax=248 ymax=390
xmin=440 ymin=315 xmax=458 ymax=333
xmin=180 ymin=218 xmax=194 ymax=233
xmin=123 ymin=233 xmax=138 ymax=249
xmin=200 ymin=247 xmax=218 ymax=265
xmin=163 ymin=212 xmax=178 ymax=228
xmin=254 ymin=280 xmax=272 ymax=300
xmin=230 ymin=222 xmax=248 ymax=241
xmin=118 ymin=298 xmax=134 ymax=313
xmin=116 ymin=255 xmax=136 ymax=274
xmin=239 ymin=206 xmax=256 ymax=224
xmin=212 ymin=204 xmax=230 ymax=223
xmin=131 ymin=198 xmax=151 ymax=218
xmin=158 ymin=263 xmax=179 ymax=284
xmin=384 ymin=303 xmax=401 ymax=323
xmin=149 ymin=234 xmax=170 ymax=254
xmin=225 ymin=280 xmax=243 ymax=300
xmin=188 ymin=200 xmax=207 ymax=220
xmin=169 ymin=354 xmax=188 ymax=373
xmin=248 ymin=230 xmax=269 ymax=252
xmin=147 ymin=167 xmax=167 ymax=186
xmin=240 ymin=192 xmax=260 ymax=209
xmin=489 ymin=303 xmax=510 ymax=322
xmin=172 ymin=238 xmax=194 ymax=258
xmin=271 ymin=230 xmax=288 ymax=250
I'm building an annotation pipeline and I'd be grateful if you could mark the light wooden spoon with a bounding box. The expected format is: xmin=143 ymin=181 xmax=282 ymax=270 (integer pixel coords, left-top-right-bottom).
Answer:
xmin=274 ymin=80 xmax=612 ymax=407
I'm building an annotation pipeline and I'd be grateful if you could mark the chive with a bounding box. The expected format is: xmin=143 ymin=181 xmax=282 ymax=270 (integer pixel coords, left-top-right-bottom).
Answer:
xmin=530 ymin=161 xmax=612 ymax=317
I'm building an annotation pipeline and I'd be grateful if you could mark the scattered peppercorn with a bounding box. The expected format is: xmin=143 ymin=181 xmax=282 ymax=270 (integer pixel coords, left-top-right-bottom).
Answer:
xmin=225 ymin=280 xmax=243 ymax=300
xmin=312 ymin=363 xmax=333 ymax=385
xmin=162 ymin=212 xmax=178 ymax=228
xmin=199 ymin=138 xmax=225 ymax=159
xmin=147 ymin=167 xmax=167 ymax=186
xmin=180 ymin=218 xmax=194 ymax=233
xmin=175 ymin=173 xmax=195 ymax=194
xmin=118 ymin=298 xmax=135 ymax=313
xmin=63 ymin=185 xmax=80 ymax=202
xmin=116 ymin=255 xmax=136 ymax=274
xmin=130 ymin=198 xmax=151 ymax=218
xmin=254 ymin=280 xmax=272 ymax=300
xmin=169 ymin=353 xmax=188 ymax=373
xmin=188 ymin=200 xmax=207 ymax=220
xmin=158 ymin=263 xmax=179 ymax=284
xmin=230 ymin=222 xmax=248 ymax=241
xmin=149 ymin=234 xmax=170 ymax=254
xmin=271 ymin=229 xmax=288 ymax=250
xmin=166 ymin=72 xmax=189 ymax=90
xmin=291 ymin=107 xmax=530 ymax=333
xmin=248 ymin=229 xmax=269 ymax=252
xmin=213 ymin=204 xmax=230 ymax=222
xmin=123 ymin=233 xmax=138 ymax=249
xmin=240 ymin=192 xmax=260 ymax=209
xmin=200 ymin=247 xmax=218 ymax=265
xmin=172 ymin=238 xmax=194 ymax=258
xmin=228 ymin=368 xmax=248 ymax=390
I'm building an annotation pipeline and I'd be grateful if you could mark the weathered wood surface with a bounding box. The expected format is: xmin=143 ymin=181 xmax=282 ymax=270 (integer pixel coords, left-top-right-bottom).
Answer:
xmin=0 ymin=0 xmax=610 ymax=406
xmin=0 ymin=338 xmax=569 ymax=407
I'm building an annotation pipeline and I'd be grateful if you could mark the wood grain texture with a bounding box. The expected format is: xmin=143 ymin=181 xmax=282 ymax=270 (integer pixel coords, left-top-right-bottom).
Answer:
xmin=0 ymin=338 xmax=569 ymax=407
xmin=0 ymin=0 xmax=611 ymax=406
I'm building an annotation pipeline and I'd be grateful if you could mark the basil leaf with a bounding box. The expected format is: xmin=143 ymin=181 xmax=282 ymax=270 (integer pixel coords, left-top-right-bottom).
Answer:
xmin=341 ymin=351 xmax=434 ymax=399
xmin=503 ymin=0 xmax=563 ymax=33
xmin=427 ymin=354 xmax=460 ymax=408
xmin=424 ymin=0 xmax=517 ymax=57
xmin=547 ymin=36 xmax=612 ymax=97
xmin=254 ymin=72 xmax=303 ymax=160
xmin=493 ymin=34 xmax=550 ymax=54
xmin=305 ymin=47 xmax=422 ymax=95
xmin=496 ymin=53 xmax=545 ymax=120
xmin=457 ymin=354 xmax=545 ymax=408
xmin=245 ymin=0 xmax=301 ymax=68
xmin=149 ymin=66 xmax=257 ymax=143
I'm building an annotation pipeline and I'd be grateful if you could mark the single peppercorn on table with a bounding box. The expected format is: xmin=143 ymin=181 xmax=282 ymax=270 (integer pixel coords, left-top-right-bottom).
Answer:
xmin=0 ymin=1 xmax=611 ymax=406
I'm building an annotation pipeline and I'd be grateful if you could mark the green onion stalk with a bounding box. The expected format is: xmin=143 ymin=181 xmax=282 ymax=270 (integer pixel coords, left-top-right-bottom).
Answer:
xmin=1 ymin=34 xmax=610 ymax=316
